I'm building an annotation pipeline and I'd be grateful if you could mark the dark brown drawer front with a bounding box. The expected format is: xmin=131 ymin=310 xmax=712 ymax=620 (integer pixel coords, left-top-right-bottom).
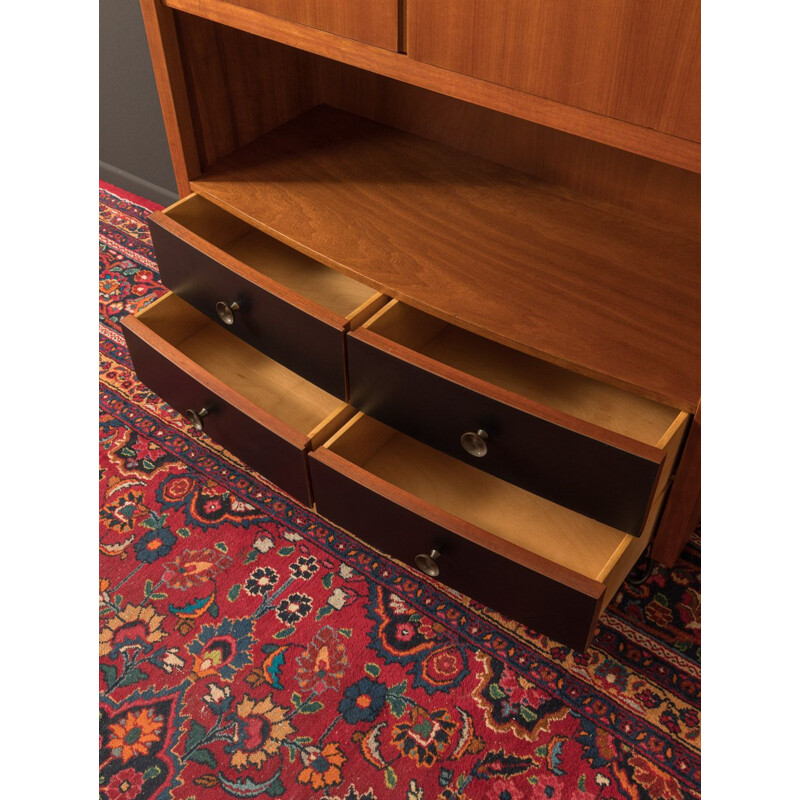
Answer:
xmin=149 ymin=218 xmax=347 ymax=399
xmin=347 ymin=334 xmax=661 ymax=536
xmin=309 ymin=453 xmax=603 ymax=651
xmin=123 ymin=318 xmax=312 ymax=504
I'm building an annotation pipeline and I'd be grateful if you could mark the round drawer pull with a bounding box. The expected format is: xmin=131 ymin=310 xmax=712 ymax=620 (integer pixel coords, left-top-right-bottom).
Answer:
xmin=215 ymin=300 xmax=240 ymax=325
xmin=415 ymin=549 xmax=441 ymax=577
xmin=461 ymin=429 xmax=488 ymax=457
xmin=186 ymin=407 xmax=210 ymax=431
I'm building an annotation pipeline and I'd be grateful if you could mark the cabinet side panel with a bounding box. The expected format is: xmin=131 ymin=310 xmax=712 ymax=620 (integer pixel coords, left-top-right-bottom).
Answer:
xmin=139 ymin=0 xmax=201 ymax=194
xmin=652 ymin=407 xmax=701 ymax=566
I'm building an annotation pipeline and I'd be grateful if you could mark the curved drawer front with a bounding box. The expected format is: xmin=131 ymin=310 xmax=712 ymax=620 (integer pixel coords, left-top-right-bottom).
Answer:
xmin=309 ymin=453 xmax=604 ymax=651
xmin=121 ymin=293 xmax=353 ymax=506
xmin=347 ymin=331 xmax=665 ymax=537
xmin=307 ymin=413 xmax=647 ymax=651
xmin=150 ymin=213 xmax=348 ymax=399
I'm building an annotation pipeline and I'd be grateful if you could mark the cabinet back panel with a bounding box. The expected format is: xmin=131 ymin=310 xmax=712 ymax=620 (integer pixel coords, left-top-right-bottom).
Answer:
xmin=174 ymin=12 xmax=319 ymax=170
xmin=315 ymin=58 xmax=700 ymax=237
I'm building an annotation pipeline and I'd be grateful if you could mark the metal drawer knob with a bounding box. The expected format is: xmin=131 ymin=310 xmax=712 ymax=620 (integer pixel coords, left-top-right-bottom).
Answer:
xmin=461 ymin=429 xmax=488 ymax=457
xmin=215 ymin=300 xmax=240 ymax=325
xmin=186 ymin=407 xmax=209 ymax=431
xmin=415 ymin=549 xmax=441 ymax=577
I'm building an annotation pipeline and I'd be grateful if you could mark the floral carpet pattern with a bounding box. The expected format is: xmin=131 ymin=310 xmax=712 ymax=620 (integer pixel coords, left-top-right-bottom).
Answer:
xmin=99 ymin=182 xmax=700 ymax=800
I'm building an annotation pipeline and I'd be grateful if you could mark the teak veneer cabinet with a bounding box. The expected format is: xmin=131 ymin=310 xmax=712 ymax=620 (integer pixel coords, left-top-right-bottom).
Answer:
xmin=124 ymin=0 xmax=700 ymax=650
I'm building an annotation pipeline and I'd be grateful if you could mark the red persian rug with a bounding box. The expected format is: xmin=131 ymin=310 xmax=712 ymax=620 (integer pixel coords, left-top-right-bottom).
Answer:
xmin=99 ymin=182 xmax=700 ymax=800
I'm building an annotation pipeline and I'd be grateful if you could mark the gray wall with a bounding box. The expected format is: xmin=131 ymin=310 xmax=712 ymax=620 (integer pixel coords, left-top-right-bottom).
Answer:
xmin=100 ymin=1 xmax=179 ymax=205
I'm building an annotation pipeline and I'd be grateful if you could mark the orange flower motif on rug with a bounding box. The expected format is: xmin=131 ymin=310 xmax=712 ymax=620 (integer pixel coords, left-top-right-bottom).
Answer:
xmin=107 ymin=707 xmax=164 ymax=763
xmin=297 ymin=742 xmax=347 ymax=790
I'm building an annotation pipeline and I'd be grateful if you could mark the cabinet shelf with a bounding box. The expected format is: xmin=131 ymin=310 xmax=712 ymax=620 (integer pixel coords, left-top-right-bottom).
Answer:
xmin=191 ymin=105 xmax=699 ymax=410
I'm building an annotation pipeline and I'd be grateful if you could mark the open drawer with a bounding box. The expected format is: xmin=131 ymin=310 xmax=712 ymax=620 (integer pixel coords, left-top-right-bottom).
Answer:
xmin=121 ymin=293 xmax=353 ymax=505
xmin=148 ymin=193 xmax=386 ymax=399
xmin=309 ymin=413 xmax=672 ymax=650
xmin=348 ymin=301 xmax=690 ymax=536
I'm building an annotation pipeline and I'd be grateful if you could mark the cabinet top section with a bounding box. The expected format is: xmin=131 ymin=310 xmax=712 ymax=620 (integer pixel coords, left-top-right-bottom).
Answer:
xmin=192 ymin=107 xmax=700 ymax=410
xmin=164 ymin=0 xmax=700 ymax=172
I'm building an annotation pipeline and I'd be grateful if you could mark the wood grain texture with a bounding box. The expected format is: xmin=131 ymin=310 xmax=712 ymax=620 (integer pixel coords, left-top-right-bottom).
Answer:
xmin=309 ymin=451 xmax=605 ymax=650
xmin=173 ymin=12 xmax=318 ymax=169
xmin=192 ymin=106 xmax=700 ymax=409
xmin=316 ymin=59 xmax=701 ymax=237
xmin=599 ymin=409 xmax=690 ymax=604
xmin=224 ymin=0 xmax=400 ymax=50
xmin=164 ymin=0 xmax=699 ymax=171
xmin=408 ymin=0 xmax=700 ymax=141
xmin=357 ymin=429 xmax=637 ymax=577
xmin=652 ymin=404 xmax=701 ymax=566
xmin=139 ymin=0 xmax=201 ymax=193
xmin=150 ymin=193 xmax=381 ymax=397
xmin=307 ymin=404 xmax=358 ymax=450
xmin=152 ymin=211 xmax=344 ymax=327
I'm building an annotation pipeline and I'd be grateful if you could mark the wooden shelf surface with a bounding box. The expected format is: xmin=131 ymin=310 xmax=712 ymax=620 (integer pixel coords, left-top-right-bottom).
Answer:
xmin=191 ymin=106 xmax=700 ymax=410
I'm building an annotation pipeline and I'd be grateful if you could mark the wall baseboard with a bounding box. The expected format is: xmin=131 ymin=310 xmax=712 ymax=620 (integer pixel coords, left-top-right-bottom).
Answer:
xmin=99 ymin=162 xmax=179 ymax=207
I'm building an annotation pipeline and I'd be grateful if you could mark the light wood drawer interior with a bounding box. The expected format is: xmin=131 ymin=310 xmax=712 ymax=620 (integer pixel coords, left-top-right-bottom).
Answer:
xmin=138 ymin=292 xmax=349 ymax=442
xmin=322 ymin=413 xmax=655 ymax=609
xmin=163 ymin=194 xmax=382 ymax=323
xmin=364 ymin=299 xmax=683 ymax=446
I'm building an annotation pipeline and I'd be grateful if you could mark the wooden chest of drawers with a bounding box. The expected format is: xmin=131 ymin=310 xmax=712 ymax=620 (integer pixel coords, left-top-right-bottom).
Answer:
xmin=128 ymin=0 xmax=700 ymax=649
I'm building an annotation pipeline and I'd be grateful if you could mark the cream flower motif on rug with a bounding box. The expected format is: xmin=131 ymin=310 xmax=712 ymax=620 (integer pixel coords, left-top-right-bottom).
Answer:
xmin=228 ymin=693 xmax=296 ymax=770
